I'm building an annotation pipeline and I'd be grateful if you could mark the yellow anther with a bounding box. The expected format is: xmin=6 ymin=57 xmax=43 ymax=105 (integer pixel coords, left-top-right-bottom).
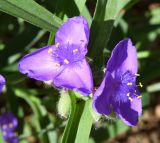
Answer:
xmin=128 ymin=97 xmax=133 ymax=101
xmin=73 ymin=49 xmax=78 ymax=53
xmin=8 ymin=123 xmax=13 ymax=128
xmin=137 ymin=95 xmax=142 ymax=99
xmin=48 ymin=48 xmax=53 ymax=53
xmin=55 ymin=43 xmax=60 ymax=48
xmin=64 ymin=59 xmax=69 ymax=64
xmin=127 ymin=82 xmax=132 ymax=86
xmin=127 ymin=93 xmax=130 ymax=96
xmin=54 ymin=63 xmax=61 ymax=67
xmin=135 ymin=73 xmax=140 ymax=76
xmin=138 ymin=82 xmax=143 ymax=88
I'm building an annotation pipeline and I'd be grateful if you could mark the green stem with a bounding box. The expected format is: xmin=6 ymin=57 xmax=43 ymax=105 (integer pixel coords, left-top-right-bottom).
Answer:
xmin=47 ymin=31 xmax=55 ymax=45
xmin=0 ymin=130 xmax=4 ymax=143
xmin=61 ymin=91 xmax=93 ymax=143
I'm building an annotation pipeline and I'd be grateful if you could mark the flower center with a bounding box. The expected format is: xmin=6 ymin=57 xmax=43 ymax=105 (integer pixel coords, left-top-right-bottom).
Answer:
xmin=48 ymin=43 xmax=84 ymax=66
xmin=113 ymin=71 xmax=142 ymax=103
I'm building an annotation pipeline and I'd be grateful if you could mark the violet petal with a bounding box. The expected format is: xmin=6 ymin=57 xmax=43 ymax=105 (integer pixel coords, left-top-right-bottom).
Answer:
xmin=0 ymin=75 xmax=5 ymax=93
xmin=107 ymin=38 xmax=138 ymax=77
xmin=18 ymin=46 xmax=63 ymax=81
xmin=54 ymin=59 xmax=93 ymax=95
xmin=55 ymin=16 xmax=89 ymax=54
xmin=93 ymin=72 xmax=113 ymax=114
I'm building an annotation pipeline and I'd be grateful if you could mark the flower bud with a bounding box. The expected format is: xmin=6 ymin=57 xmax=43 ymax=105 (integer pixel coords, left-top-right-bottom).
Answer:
xmin=57 ymin=90 xmax=71 ymax=118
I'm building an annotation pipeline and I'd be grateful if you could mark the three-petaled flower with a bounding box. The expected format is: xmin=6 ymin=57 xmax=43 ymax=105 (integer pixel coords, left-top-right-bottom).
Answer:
xmin=0 ymin=112 xmax=19 ymax=143
xmin=93 ymin=39 xmax=142 ymax=126
xmin=18 ymin=16 xmax=93 ymax=96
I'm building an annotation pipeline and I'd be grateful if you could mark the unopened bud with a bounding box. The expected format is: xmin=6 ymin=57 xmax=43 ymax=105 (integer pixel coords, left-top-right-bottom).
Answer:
xmin=57 ymin=89 xmax=71 ymax=118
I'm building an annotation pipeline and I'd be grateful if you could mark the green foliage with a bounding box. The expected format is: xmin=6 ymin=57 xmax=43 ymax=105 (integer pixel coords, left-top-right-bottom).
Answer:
xmin=0 ymin=0 xmax=62 ymax=32
xmin=61 ymin=91 xmax=93 ymax=143
xmin=0 ymin=0 xmax=160 ymax=143
xmin=88 ymin=0 xmax=132 ymax=67
xmin=0 ymin=130 xmax=4 ymax=143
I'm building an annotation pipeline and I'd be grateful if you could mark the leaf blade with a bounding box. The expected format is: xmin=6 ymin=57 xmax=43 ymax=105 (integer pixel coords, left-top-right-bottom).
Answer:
xmin=88 ymin=0 xmax=132 ymax=67
xmin=0 ymin=0 xmax=62 ymax=31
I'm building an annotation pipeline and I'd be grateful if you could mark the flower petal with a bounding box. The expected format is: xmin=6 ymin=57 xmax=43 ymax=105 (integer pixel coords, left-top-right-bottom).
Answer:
xmin=7 ymin=136 xmax=19 ymax=143
xmin=0 ymin=112 xmax=18 ymax=131
xmin=92 ymin=72 xmax=113 ymax=114
xmin=18 ymin=46 xmax=63 ymax=81
xmin=55 ymin=16 xmax=89 ymax=54
xmin=0 ymin=75 xmax=5 ymax=93
xmin=53 ymin=59 xmax=93 ymax=95
xmin=113 ymin=98 xmax=142 ymax=126
xmin=107 ymin=39 xmax=138 ymax=77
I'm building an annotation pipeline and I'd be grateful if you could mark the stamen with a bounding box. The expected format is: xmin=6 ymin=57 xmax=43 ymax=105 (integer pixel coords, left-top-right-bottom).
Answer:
xmin=127 ymin=93 xmax=130 ymax=96
xmin=137 ymin=95 xmax=142 ymax=99
xmin=73 ymin=49 xmax=78 ymax=53
xmin=64 ymin=59 xmax=69 ymax=64
xmin=54 ymin=63 xmax=61 ymax=67
xmin=127 ymin=82 xmax=132 ymax=86
xmin=55 ymin=43 xmax=60 ymax=48
xmin=135 ymin=73 xmax=140 ymax=76
xmin=137 ymin=82 xmax=143 ymax=88
xmin=48 ymin=48 xmax=53 ymax=53
xmin=128 ymin=97 xmax=133 ymax=101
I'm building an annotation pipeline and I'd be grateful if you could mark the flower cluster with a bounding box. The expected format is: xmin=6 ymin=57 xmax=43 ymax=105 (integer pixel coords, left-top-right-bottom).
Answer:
xmin=18 ymin=16 xmax=142 ymax=126
xmin=0 ymin=113 xmax=19 ymax=143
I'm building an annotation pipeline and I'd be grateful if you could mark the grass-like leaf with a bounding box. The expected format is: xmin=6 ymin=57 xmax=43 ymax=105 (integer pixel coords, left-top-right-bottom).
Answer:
xmin=0 ymin=0 xmax=62 ymax=32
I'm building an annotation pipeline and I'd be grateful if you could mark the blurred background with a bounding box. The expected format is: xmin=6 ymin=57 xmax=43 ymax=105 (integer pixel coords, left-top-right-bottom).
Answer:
xmin=0 ymin=0 xmax=160 ymax=143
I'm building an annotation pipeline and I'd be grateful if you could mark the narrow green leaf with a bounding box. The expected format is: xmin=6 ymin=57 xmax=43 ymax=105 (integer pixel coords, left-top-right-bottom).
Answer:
xmin=88 ymin=0 xmax=132 ymax=67
xmin=147 ymin=82 xmax=160 ymax=93
xmin=14 ymin=88 xmax=57 ymax=143
xmin=74 ymin=99 xmax=93 ymax=143
xmin=75 ymin=0 xmax=87 ymax=13
xmin=47 ymin=32 xmax=55 ymax=45
xmin=56 ymin=0 xmax=86 ymax=18
xmin=0 ymin=0 xmax=62 ymax=32
xmin=61 ymin=91 xmax=93 ymax=143
xmin=0 ymin=130 xmax=4 ymax=143
xmin=81 ymin=6 xmax=92 ymax=26
xmin=61 ymin=91 xmax=85 ymax=143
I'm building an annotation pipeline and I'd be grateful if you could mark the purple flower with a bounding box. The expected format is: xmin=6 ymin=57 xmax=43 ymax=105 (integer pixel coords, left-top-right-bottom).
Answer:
xmin=0 ymin=113 xmax=19 ymax=143
xmin=18 ymin=16 xmax=93 ymax=95
xmin=93 ymin=39 xmax=142 ymax=126
xmin=0 ymin=75 xmax=5 ymax=93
